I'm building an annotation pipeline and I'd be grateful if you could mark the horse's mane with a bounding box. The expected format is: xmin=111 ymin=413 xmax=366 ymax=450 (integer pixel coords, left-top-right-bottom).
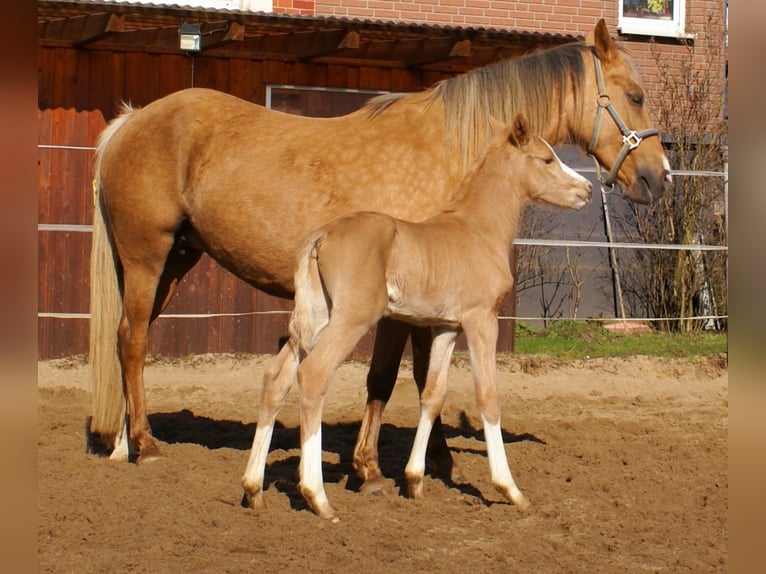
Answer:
xmin=365 ymin=42 xmax=588 ymax=171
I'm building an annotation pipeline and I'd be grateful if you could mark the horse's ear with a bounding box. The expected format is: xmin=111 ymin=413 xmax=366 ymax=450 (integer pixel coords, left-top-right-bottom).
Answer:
xmin=510 ymin=113 xmax=530 ymax=147
xmin=589 ymin=19 xmax=617 ymax=63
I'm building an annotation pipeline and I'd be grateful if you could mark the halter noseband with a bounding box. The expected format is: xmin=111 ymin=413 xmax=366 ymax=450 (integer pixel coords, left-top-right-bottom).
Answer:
xmin=587 ymin=51 xmax=659 ymax=187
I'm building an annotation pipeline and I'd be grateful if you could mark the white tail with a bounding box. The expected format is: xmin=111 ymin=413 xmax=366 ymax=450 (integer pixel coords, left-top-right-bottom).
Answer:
xmin=289 ymin=232 xmax=331 ymax=353
xmin=88 ymin=107 xmax=134 ymax=444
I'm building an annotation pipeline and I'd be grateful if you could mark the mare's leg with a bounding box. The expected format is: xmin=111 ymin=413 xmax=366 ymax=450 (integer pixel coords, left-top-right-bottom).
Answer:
xmin=108 ymin=243 xmax=202 ymax=461
xmin=117 ymin=245 xmax=176 ymax=463
xmin=411 ymin=326 xmax=463 ymax=482
xmin=463 ymin=312 xmax=529 ymax=510
xmin=242 ymin=341 xmax=300 ymax=510
xmin=298 ymin=315 xmax=381 ymax=521
xmin=353 ymin=317 xmax=410 ymax=493
xmin=404 ymin=329 xmax=458 ymax=499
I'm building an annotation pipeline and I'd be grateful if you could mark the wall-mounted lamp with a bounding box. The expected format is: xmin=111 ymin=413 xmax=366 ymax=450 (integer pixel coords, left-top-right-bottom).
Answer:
xmin=179 ymin=23 xmax=202 ymax=52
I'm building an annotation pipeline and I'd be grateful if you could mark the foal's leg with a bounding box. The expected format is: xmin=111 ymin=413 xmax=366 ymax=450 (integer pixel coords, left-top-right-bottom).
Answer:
xmin=242 ymin=341 xmax=300 ymax=511
xmin=298 ymin=316 xmax=380 ymax=521
xmin=404 ymin=329 xmax=458 ymax=499
xmin=353 ymin=321 xmax=461 ymax=493
xmin=463 ymin=313 xmax=529 ymax=510
xmin=353 ymin=318 xmax=410 ymax=493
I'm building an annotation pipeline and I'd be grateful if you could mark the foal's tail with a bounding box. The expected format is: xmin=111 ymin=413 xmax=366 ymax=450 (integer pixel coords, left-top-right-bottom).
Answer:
xmin=289 ymin=231 xmax=331 ymax=353
xmin=88 ymin=106 xmax=135 ymax=447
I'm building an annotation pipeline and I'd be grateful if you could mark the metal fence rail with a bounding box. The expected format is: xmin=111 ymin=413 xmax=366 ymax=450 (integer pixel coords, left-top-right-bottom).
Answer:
xmin=38 ymin=151 xmax=729 ymax=326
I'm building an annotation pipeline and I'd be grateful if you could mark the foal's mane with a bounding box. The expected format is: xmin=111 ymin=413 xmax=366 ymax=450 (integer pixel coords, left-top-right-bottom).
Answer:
xmin=365 ymin=42 xmax=588 ymax=171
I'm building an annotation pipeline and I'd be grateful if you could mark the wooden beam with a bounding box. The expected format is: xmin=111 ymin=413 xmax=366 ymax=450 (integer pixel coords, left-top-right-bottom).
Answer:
xmin=294 ymin=29 xmax=360 ymax=58
xmin=75 ymin=13 xmax=124 ymax=46
xmin=38 ymin=13 xmax=125 ymax=47
xmin=397 ymin=37 xmax=472 ymax=66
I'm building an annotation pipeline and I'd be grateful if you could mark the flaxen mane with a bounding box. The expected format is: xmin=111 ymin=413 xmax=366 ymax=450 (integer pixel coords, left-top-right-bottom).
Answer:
xmin=365 ymin=42 xmax=588 ymax=171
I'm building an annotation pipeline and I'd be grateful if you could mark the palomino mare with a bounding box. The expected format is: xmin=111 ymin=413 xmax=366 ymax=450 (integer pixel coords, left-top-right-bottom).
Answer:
xmin=89 ymin=20 xmax=671 ymax=479
xmin=241 ymin=114 xmax=593 ymax=520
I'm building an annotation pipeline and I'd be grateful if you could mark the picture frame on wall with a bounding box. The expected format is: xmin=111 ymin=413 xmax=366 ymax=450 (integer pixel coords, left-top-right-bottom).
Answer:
xmin=618 ymin=0 xmax=688 ymax=38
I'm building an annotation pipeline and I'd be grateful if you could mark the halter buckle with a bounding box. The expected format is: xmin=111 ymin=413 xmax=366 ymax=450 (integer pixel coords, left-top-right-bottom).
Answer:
xmin=597 ymin=93 xmax=611 ymax=108
xmin=622 ymin=131 xmax=642 ymax=150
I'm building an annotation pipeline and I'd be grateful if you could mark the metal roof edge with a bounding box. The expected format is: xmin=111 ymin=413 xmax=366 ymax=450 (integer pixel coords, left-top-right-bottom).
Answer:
xmin=38 ymin=0 xmax=582 ymax=43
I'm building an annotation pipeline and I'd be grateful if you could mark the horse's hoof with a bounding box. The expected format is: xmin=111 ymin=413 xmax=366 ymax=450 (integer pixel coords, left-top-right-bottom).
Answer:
xmin=299 ymin=485 xmax=338 ymax=521
xmin=134 ymin=438 xmax=163 ymax=464
xmin=405 ymin=475 xmax=425 ymax=499
xmin=495 ymin=484 xmax=531 ymax=511
xmin=450 ymin=463 xmax=467 ymax=485
xmin=135 ymin=449 xmax=162 ymax=465
xmin=513 ymin=493 xmax=531 ymax=512
xmin=309 ymin=500 xmax=339 ymax=522
xmin=359 ymin=477 xmax=397 ymax=496
xmin=241 ymin=489 xmax=266 ymax=512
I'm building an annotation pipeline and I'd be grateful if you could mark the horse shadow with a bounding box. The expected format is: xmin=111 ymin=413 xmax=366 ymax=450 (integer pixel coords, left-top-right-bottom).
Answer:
xmin=147 ymin=409 xmax=545 ymax=511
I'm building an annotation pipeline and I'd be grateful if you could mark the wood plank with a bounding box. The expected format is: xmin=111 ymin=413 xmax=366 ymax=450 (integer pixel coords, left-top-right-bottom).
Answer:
xmin=226 ymin=59 xmax=254 ymax=101
xmin=159 ymin=54 xmax=192 ymax=96
xmin=82 ymin=50 xmax=127 ymax=119
xmin=38 ymin=48 xmax=56 ymax=109
xmin=193 ymin=56 xmax=229 ymax=91
xmin=37 ymin=110 xmax=53 ymax=224
xmin=359 ymin=66 xmax=390 ymax=91
xmin=391 ymin=68 xmax=422 ymax=92
xmin=293 ymin=61 xmax=326 ymax=87
xmin=125 ymin=52 xmax=160 ymax=106
xmin=326 ymin=64 xmax=358 ymax=89
xmin=52 ymin=48 xmax=78 ymax=109
xmin=38 ymin=317 xmax=88 ymax=358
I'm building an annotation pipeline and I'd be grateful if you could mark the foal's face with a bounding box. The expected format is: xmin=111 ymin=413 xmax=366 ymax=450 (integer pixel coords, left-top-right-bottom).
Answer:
xmin=518 ymin=135 xmax=592 ymax=210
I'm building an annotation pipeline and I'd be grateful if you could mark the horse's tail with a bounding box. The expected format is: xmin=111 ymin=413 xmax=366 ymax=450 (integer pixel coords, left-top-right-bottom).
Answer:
xmin=289 ymin=231 xmax=331 ymax=353
xmin=88 ymin=105 xmax=135 ymax=447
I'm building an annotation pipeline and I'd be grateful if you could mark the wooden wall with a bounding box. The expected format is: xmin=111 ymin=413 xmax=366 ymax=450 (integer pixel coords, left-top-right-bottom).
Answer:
xmin=38 ymin=45 xmax=517 ymax=358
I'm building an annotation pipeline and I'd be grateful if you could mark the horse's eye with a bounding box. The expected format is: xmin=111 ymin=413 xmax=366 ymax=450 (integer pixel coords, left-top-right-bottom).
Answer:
xmin=628 ymin=92 xmax=644 ymax=106
xmin=543 ymin=157 xmax=554 ymax=165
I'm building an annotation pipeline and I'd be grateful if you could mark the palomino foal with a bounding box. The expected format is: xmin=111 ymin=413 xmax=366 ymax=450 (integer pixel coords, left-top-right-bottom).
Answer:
xmin=242 ymin=114 xmax=592 ymax=520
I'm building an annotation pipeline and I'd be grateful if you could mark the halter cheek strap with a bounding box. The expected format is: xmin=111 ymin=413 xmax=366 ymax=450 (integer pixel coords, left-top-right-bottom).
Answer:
xmin=587 ymin=52 xmax=659 ymax=187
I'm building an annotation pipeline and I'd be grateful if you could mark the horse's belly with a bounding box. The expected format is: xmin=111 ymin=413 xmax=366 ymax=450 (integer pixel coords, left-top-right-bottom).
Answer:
xmin=384 ymin=281 xmax=461 ymax=329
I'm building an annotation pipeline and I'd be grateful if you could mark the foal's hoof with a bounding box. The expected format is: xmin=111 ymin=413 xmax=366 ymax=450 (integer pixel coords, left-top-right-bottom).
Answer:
xmin=241 ymin=490 xmax=266 ymax=512
xmin=449 ymin=462 xmax=467 ymax=485
xmin=359 ymin=477 xmax=397 ymax=497
xmin=512 ymin=493 xmax=531 ymax=512
xmin=299 ymin=486 xmax=339 ymax=522
xmin=495 ymin=485 xmax=531 ymax=512
xmin=405 ymin=474 xmax=425 ymax=499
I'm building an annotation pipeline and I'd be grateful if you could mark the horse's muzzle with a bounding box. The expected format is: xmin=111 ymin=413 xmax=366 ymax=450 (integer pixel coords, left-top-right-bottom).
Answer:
xmin=624 ymin=166 xmax=673 ymax=204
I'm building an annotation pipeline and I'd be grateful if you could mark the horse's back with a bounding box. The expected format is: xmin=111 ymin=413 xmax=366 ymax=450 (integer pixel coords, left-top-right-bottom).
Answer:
xmin=94 ymin=86 xmax=459 ymax=295
xmin=314 ymin=212 xmax=398 ymax=299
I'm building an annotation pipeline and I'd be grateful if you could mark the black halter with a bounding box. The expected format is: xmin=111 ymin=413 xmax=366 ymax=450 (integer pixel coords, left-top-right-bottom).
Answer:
xmin=587 ymin=52 xmax=659 ymax=187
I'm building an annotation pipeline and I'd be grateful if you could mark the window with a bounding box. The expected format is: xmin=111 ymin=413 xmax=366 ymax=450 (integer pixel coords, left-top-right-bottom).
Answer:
xmin=618 ymin=0 xmax=688 ymax=38
xmin=266 ymin=86 xmax=388 ymax=118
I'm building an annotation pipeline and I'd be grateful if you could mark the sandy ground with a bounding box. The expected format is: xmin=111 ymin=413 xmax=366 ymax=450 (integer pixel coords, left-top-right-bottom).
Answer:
xmin=38 ymin=353 xmax=727 ymax=573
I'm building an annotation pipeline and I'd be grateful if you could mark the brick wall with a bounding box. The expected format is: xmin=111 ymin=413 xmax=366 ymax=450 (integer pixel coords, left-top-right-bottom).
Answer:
xmin=312 ymin=0 xmax=612 ymax=35
xmin=272 ymin=0 xmax=316 ymax=15
xmin=271 ymin=1 xmax=727 ymax=128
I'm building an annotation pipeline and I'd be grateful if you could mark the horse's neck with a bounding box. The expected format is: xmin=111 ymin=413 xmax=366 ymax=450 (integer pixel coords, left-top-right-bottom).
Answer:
xmin=440 ymin=159 xmax=525 ymax=251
